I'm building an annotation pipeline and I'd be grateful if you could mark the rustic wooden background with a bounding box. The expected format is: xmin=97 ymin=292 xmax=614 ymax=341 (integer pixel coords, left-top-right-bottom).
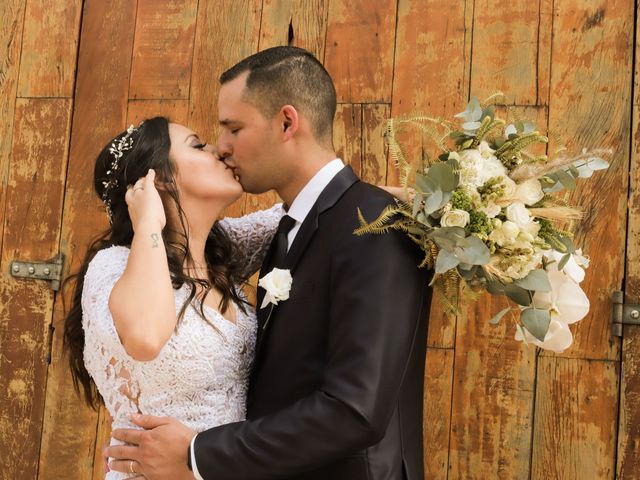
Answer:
xmin=0 ymin=0 xmax=636 ymax=478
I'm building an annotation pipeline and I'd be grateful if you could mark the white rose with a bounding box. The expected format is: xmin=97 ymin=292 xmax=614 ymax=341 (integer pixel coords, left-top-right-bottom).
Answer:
xmin=478 ymin=140 xmax=495 ymax=158
xmin=440 ymin=209 xmax=470 ymax=228
xmin=258 ymin=268 xmax=293 ymax=309
xmin=506 ymin=202 xmax=531 ymax=227
xmin=515 ymin=179 xmax=544 ymax=205
xmin=501 ymin=221 xmax=520 ymax=241
xmin=489 ymin=228 xmax=507 ymax=247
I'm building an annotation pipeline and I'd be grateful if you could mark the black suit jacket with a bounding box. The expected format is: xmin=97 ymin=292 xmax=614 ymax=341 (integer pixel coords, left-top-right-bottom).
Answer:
xmin=194 ymin=166 xmax=432 ymax=479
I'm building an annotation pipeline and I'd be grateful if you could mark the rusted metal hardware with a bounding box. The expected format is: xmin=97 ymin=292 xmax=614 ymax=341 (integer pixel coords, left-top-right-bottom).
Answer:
xmin=10 ymin=253 xmax=65 ymax=291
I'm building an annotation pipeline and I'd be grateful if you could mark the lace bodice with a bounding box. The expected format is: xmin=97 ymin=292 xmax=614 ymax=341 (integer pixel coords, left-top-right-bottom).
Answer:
xmin=81 ymin=205 xmax=283 ymax=479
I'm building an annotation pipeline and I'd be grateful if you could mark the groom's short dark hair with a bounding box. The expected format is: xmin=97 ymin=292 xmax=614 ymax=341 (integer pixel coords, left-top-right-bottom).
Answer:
xmin=220 ymin=46 xmax=337 ymax=146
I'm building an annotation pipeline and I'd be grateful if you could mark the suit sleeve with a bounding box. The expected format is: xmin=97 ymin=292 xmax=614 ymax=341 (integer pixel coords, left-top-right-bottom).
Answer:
xmin=193 ymin=198 xmax=429 ymax=479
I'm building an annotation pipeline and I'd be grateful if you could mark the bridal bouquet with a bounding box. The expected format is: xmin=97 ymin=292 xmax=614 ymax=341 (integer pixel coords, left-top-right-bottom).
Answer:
xmin=355 ymin=94 xmax=610 ymax=353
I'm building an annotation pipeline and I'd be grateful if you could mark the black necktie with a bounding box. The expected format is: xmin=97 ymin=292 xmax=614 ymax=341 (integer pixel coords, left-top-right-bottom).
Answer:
xmin=268 ymin=215 xmax=296 ymax=270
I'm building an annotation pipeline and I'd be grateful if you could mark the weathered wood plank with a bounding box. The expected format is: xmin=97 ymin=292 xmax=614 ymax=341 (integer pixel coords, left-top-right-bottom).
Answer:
xmin=189 ymin=0 xmax=262 ymax=218
xmin=259 ymin=0 xmax=329 ymax=58
xmin=545 ymin=0 xmax=633 ymax=360
xmin=448 ymin=295 xmax=537 ymax=479
xmin=0 ymin=98 xmax=72 ymax=480
xmin=324 ymin=0 xmax=397 ymax=103
xmin=0 ymin=0 xmax=26 ymax=264
xmin=392 ymin=0 xmax=470 ymax=349
xmin=333 ymin=103 xmax=363 ymax=172
xmin=37 ymin=1 xmax=137 ymax=478
xmin=617 ymin=102 xmax=640 ymax=477
xmin=16 ymin=0 xmax=82 ymax=98
xmin=470 ymin=1 xmax=543 ymax=105
xmin=129 ymin=0 xmax=198 ymax=100
xmin=361 ymin=104 xmax=389 ymax=185
xmin=531 ymin=357 xmax=619 ymax=479
xmin=423 ymin=347 xmax=454 ymax=480
xmin=127 ymin=99 xmax=190 ymax=126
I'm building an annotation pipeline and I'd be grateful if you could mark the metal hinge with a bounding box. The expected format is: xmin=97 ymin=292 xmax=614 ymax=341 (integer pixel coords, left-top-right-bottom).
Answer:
xmin=9 ymin=253 xmax=65 ymax=291
xmin=611 ymin=290 xmax=640 ymax=337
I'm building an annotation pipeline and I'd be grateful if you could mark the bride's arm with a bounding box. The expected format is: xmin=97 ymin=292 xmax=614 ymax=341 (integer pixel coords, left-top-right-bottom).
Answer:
xmin=108 ymin=170 xmax=176 ymax=361
xmin=217 ymin=203 xmax=285 ymax=279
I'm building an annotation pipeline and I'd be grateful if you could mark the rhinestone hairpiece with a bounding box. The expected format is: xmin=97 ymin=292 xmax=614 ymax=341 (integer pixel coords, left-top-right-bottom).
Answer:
xmin=101 ymin=124 xmax=139 ymax=224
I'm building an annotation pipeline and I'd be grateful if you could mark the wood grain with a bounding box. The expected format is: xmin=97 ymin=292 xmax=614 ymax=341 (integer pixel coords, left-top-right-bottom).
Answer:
xmin=0 ymin=0 xmax=26 ymax=262
xmin=16 ymin=0 xmax=82 ymax=98
xmin=37 ymin=1 xmax=137 ymax=477
xmin=531 ymin=357 xmax=619 ymax=479
xmin=127 ymin=99 xmax=190 ymax=125
xmin=324 ymin=0 xmax=397 ymax=103
xmin=0 ymin=98 xmax=72 ymax=479
xmin=333 ymin=103 xmax=363 ymax=170
xmin=423 ymin=347 xmax=454 ymax=480
xmin=259 ymin=0 xmax=329 ymax=58
xmin=129 ymin=0 xmax=198 ymax=100
xmin=545 ymin=0 xmax=633 ymax=360
xmin=448 ymin=295 xmax=537 ymax=479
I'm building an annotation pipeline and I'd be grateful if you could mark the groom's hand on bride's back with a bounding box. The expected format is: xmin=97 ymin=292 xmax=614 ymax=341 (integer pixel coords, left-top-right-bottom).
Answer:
xmin=104 ymin=414 xmax=196 ymax=480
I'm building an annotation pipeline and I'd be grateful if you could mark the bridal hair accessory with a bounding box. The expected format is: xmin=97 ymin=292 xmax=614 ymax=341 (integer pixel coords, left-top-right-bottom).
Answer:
xmin=101 ymin=123 xmax=140 ymax=223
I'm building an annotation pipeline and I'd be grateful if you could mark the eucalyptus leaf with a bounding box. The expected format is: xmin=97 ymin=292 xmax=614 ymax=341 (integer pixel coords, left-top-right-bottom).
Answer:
xmin=428 ymin=162 xmax=459 ymax=192
xmin=429 ymin=227 xmax=466 ymax=251
xmin=515 ymin=269 xmax=552 ymax=292
xmin=521 ymin=307 xmax=551 ymax=342
xmin=435 ymin=249 xmax=460 ymax=274
xmin=558 ymin=235 xmax=576 ymax=253
xmin=557 ymin=253 xmax=571 ymax=271
xmin=462 ymin=121 xmax=482 ymax=132
xmin=585 ymin=157 xmax=609 ymax=170
xmin=556 ymin=169 xmax=577 ymax=190
xmin=568 ymin=164 xmax=580 ymax=178
xmin=416 ymin=173 xmax=437 ymax=194
xmin=486 ymin=280 xmax=505 ymax=295
xmin=424 ymin=189 xmax=444 ymax=214
xmin=504 ymin=283 xmax=532 ymax=306
xmin=489 ymin=307 xmax=511 ymax=325
xmin=455 ymin=235 xmax=491 ymax=265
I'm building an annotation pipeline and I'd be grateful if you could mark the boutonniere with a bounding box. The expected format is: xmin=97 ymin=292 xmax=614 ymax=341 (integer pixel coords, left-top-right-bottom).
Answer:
xmin=258 ymin=268 xmax=293 ymax=309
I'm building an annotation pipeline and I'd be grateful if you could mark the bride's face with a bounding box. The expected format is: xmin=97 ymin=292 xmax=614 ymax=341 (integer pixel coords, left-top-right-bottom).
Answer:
xmin=167 ymin=123 xmax=243 ymax=205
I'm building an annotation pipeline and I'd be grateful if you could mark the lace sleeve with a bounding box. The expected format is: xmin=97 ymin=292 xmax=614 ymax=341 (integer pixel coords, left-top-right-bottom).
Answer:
xmin=81 ymin=246 xmax=142 ymax=426
xmin=218 ymin=203 xmax=285 ymax=278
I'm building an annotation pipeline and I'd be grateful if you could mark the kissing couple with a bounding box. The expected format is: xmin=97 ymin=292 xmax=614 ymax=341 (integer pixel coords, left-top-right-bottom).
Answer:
xmin=64 ymin=46 xmax=431 ymax=480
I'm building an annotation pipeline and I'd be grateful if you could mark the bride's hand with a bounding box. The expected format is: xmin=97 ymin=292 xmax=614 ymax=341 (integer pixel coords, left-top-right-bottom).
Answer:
xmin=125 ymin=169 xmax=166 ymax=232
xmin=379 ymin=185 xmax=415 ymax=203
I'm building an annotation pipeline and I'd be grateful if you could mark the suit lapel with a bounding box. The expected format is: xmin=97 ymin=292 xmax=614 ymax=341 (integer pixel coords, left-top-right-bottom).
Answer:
xmin=254 ymin=166 xmax=360 ymax=353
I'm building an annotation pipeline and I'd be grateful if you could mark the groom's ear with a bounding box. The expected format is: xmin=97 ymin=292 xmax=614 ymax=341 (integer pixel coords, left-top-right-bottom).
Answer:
xmin=280 ymin=105 xmax=298 ymax=141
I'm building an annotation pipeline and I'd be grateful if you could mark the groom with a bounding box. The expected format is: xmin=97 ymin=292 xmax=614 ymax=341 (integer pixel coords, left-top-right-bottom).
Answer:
xmin=107 ymin=46 xmax=431 ymax=479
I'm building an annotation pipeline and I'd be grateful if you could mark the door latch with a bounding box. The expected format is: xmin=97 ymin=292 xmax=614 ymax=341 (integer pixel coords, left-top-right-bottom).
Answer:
xmin=9 ymin=253 xmax=65 ymax=291
xmin=611 ymin=290 xmax=640 ymax=337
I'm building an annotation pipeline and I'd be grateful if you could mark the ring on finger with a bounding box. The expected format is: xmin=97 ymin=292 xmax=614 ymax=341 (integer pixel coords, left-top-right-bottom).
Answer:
xmin=129 ymin=460 xmax=135 ymax=473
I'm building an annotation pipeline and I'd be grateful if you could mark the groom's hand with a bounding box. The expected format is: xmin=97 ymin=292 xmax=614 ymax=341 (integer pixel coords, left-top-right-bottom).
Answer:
xmin=105 ymin=414 xmax=196 ymax=480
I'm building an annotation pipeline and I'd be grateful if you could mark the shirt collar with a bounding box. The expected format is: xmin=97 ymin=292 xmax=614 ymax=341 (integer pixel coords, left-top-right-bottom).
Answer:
xmin=286 ymin=158 xmax=345 ymax=224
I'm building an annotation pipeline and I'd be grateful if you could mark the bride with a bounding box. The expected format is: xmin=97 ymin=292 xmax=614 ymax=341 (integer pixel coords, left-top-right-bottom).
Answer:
xmin=63 ymin=116 xmax=284 ymax=479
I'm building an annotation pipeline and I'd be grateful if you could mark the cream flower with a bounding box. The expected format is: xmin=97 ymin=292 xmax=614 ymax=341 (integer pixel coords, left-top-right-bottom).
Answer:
xmin=259 ymin=268 xmax=293 ymax=309
xmin=440 ymin=209 xmax=470 ymax=228
xmin=458 ymin=148 xmax=508 ymax=188
xmin=506 ymin=202 xmax=531 ymax=228
xmin=515 ymin=179 xmax=544 ymax=206
xmin=532 ymin=269 xmax=589 ymax=324
xmin=501 ymin=221 xmax=520 ymax=241
xmin=544 ymin=250 xmax=586 ymax=284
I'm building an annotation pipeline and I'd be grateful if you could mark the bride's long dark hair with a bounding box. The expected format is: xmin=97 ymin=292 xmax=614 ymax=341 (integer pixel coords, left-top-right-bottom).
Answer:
xmin=63 ymin=116 xmax=247 ymax=409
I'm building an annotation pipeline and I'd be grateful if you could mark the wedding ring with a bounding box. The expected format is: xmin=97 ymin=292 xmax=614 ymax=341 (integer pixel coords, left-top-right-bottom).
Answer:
xmin=129 ymin=460 xmax=135 ymax=473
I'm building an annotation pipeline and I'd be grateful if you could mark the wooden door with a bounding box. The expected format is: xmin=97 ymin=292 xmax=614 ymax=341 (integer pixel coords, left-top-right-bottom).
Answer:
xmin=0 ymin=1 xmax=637 ymax=478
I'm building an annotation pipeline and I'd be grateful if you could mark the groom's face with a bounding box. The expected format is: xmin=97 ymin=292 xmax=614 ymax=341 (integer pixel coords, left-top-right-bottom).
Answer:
xmin=217 ymin=73 xmax=282 ymax=194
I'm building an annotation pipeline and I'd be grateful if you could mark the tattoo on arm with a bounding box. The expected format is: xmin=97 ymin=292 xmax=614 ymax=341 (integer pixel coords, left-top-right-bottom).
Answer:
xmin=151 ymin=233 xmax=160 ymax=248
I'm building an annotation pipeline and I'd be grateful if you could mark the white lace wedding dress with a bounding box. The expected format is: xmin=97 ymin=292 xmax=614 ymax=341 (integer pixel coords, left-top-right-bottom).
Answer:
xmin=81 ymin=205 xmax=283 ymax=479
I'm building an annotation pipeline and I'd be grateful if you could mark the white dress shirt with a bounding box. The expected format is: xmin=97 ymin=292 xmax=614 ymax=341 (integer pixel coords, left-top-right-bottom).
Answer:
xmin=190 ymin=158 xmax=345 ymax=479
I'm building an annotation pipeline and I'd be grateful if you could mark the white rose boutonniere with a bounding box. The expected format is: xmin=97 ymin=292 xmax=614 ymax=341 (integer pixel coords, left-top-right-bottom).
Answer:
xmin=258 ymin=268 xmax=293 ymax=309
